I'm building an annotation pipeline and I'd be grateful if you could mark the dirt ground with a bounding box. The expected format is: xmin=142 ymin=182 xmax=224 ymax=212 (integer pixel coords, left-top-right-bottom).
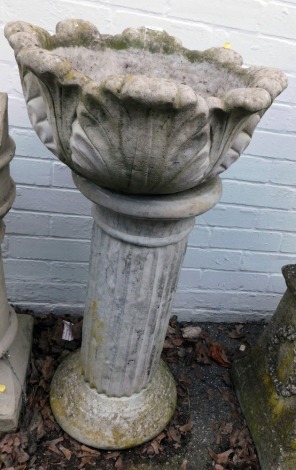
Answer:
xmin=0 ymin=310 xmax=265 ymax=470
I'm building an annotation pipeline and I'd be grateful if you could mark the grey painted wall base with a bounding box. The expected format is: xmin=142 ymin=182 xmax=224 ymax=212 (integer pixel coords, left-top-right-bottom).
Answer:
xmin=232 ymin=264 xmax=296 ymax=470
xmin=0 ymin=313 xmax=34 ymax=432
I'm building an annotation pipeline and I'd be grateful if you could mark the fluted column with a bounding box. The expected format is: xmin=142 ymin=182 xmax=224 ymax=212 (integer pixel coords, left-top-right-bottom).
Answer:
xmin=50 ymin=174 xmax=222 ymax=449
xmin=81 ymin=202 xmax=192 ymax=397
xmin=0 ymin=93 xmax=34 ymax=431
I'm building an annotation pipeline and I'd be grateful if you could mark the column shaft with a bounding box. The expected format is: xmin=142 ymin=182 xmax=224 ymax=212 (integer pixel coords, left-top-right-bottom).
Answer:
xmin=81 ymin=206 xmax=193 ymax=396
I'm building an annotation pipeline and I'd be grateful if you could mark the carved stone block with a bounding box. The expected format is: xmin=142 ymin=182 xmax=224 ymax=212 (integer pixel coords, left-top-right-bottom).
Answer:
xmin=232 ymin=265 xmax=296 ymax=470
xmin=0 ymin=93 xmax=34 ymax=432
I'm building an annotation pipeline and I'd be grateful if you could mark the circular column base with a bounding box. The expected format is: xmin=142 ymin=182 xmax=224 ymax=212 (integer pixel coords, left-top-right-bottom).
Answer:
xmin=50 ymin=350 xmax=177 ymax=449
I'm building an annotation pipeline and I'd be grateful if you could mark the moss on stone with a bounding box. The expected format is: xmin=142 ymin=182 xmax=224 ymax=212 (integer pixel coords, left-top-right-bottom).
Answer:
xmin=232 ymin=287 xmax=296 ymax=469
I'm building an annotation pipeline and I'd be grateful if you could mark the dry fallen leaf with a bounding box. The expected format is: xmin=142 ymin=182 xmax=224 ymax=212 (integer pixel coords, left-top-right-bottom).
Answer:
xmin=169 ymin=315 xmax=178 ymax=328
xmin=41 ymin=356 xmax=55 ymax=381
xmin=178 ymin=421 xmax=193 ymax=433
xmin=147 ymin=437 xmax=165 ymax=456
xmin=13 ymin=435 xmax=21 ymax=448
xmin=177 ymin=383 xmax=188 ymax=397
xmin=221 ymin=422 xmax=233 ymax=435
xmin=59 ymin=444 xmax=72 ymax=460
xmin=1 ymin=435 xmax=14 ymax=454
xmin=6 ymin=466 xmax=27 ymax=470
xmin=164 ymin=352 xmax=179 ymax=363
xmin=48 ymin=442 xmax=63 ymax=456
xmin=171 ymin=337 xmax=184 ymax=346
xmin=151 ymin=439 xmax=161 ymax=455
xmin=209 ymin=342 xmax=231 ymax=368
xmin=228 ymin=324 xmax=244 ymax=339
xmin=14 ymin=450 xmax=30 ymax=464
xmin=104 ymin=451 xmax=120 ymax=460
xmin=78 ymin=456 xmax=94 ymax=469
xmin=209 ymin=447 xmax=234 ymax=464
xmin=43 ymin=436 xmax=64 ymax=447
xmin=167 ymin=426 xmax=181 ymax=444
xmin=155 ymin=432 xmax=166 ymax=443
xmin=179 ymin=459 xmax=188 ymax=470
xmin=28 ymin=409 xmax=46 ymax=440
xmin=80 ymin=444 xmax=100 ymax=455
xmin=195 ymin=341 xmax=211 ymax=364
xmin=115 ymin=456 xmax=124 ymax=469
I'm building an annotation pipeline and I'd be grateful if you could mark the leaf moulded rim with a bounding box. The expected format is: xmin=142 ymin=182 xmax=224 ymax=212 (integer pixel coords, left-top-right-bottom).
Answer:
xmin=4 ymin=19 xmax=287 ymax=113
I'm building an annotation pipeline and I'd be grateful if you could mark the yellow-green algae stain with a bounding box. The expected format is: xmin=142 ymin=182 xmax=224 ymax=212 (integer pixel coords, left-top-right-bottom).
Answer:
xmin=276 ymin=342 xmax=295 ymax=383
xmin=262 ymin=372 xmax=285 ymax=420
xmin=90 ymin=299 xmax=105 ymax=346
xmin=232 ymin=341 xmax=296 ymax=468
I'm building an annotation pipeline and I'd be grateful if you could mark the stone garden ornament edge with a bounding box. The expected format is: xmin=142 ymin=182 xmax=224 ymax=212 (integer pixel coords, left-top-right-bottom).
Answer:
xmin=4 ymin=19 xmax=288 ymax=450
xmin=0 ymin=92 xmax=34 ymax=432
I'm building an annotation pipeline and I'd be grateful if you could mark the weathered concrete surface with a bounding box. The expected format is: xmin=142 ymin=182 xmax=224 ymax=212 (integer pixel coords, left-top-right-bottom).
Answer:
xmin=51 ymin=352 xmax=176 ymax=449
xmin=232 ymin=264 xmax=296 ymax=470
xmin=0 ymin=92 xmax=16 ymax=345
xmin=0 ymin=93 xmax=34 ymax=432
xmin=0 ymin=314 xmax=34 ymax=432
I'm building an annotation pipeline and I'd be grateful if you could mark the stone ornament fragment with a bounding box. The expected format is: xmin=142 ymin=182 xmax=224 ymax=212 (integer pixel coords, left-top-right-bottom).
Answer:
xmin=5 ymin=19 xmax=287 ymax=449
xmin=0 ymin=93 xmax=34 ymax=432
xmin=232 ymin=265 xmax=296 ymax=470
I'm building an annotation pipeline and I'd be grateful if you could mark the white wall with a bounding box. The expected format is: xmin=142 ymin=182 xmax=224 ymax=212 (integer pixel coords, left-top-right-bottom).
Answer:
xmin=0 ymin=0 xmax=296 ymax=321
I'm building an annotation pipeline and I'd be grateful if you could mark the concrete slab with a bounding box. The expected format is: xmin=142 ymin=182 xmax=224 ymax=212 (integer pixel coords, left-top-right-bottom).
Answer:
xmin=0 ymin=313 xmax=34 ymax=431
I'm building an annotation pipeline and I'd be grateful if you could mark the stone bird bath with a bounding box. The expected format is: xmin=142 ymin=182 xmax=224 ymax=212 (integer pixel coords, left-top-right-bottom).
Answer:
xmin=5 ymin=20 xmax=287 ymax=449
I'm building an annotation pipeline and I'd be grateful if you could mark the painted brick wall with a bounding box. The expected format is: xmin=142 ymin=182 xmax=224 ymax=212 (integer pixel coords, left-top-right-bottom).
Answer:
xmin=0 ymin=0 xmax=296 ymax=321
